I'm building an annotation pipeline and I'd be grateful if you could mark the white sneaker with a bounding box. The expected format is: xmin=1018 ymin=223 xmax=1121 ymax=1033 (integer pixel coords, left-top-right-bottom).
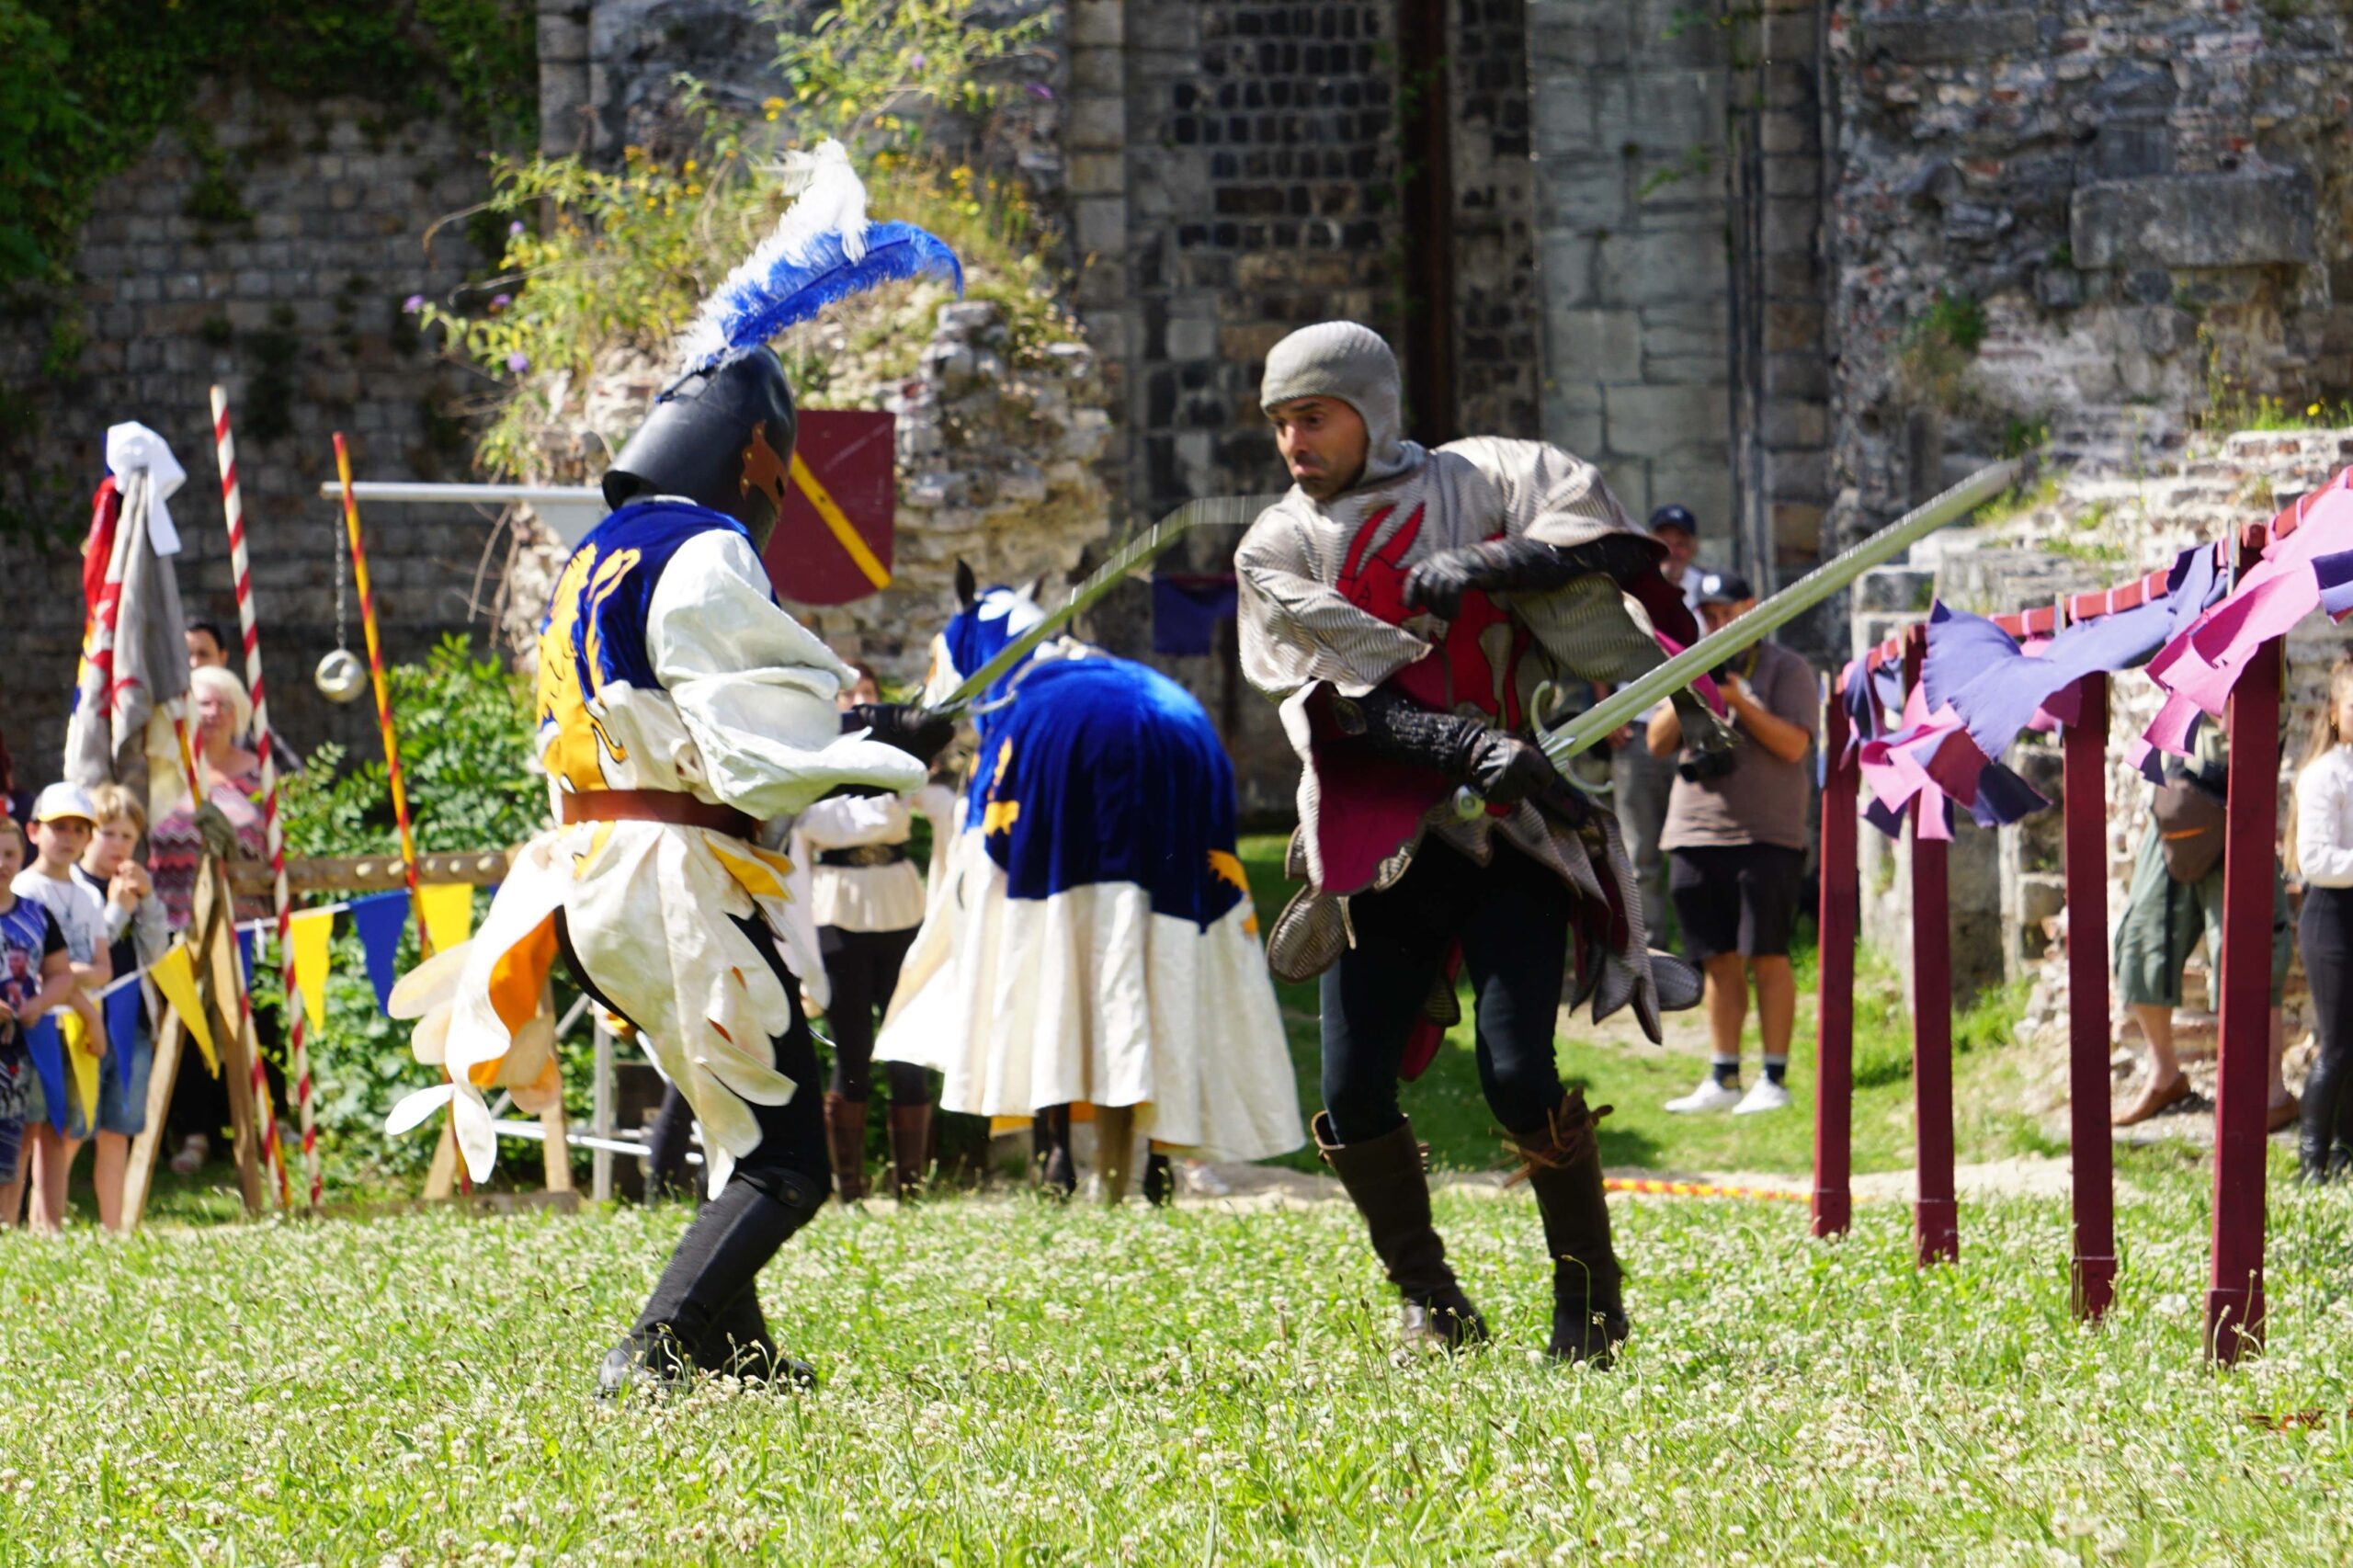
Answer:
xmin=1733 ymin=1078 xmax=1791 ymax=1115
xmin=1665 ymin=1077 xmax=1743 ymax=1113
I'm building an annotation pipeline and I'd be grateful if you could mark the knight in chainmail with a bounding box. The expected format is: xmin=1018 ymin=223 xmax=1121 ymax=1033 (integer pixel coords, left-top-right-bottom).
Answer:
xmin=1234 ymin=321 xmax=1718 ymax=1365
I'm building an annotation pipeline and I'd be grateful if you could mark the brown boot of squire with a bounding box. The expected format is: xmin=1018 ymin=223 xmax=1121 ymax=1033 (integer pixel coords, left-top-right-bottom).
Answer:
xmin=1313 ymin=1111 xmax=1488 ymax=1351
xmin=824 ymin=1093 xmax=868 ymax=1202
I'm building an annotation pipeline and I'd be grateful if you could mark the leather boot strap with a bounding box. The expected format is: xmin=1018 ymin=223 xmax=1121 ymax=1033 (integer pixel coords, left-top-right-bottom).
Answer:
xmin=561 ymin=789 xmax=756 ymax=839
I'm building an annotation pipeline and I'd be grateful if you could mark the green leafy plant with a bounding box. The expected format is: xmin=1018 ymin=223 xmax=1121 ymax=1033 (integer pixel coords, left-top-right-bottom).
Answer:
xmin=267 ymin=635 xmax=565 ymax=1186
xmin=1894 ymin=287 xmax=1988 ymax=412
xmin=414 ymin=1 xmax=1068 ymax=482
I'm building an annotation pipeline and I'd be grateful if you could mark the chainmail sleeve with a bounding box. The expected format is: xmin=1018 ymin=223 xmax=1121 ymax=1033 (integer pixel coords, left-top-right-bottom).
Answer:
xmin=1234 ymin=502 xmax=1430 ymax=701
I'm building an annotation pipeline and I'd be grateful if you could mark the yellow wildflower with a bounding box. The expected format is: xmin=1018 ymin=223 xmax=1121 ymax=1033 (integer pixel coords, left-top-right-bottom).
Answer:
xmin=2310 ymin=403 xmax=2324 ymax=417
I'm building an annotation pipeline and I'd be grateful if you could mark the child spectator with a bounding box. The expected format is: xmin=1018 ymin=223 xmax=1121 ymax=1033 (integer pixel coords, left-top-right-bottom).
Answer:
xmin=11 ymin=784 xmax=113 ymax=1233
xmin=73 ymin=784 xmax=167 ymax=1229
xmin=0 ymin=814 xmax=85 ymax=1228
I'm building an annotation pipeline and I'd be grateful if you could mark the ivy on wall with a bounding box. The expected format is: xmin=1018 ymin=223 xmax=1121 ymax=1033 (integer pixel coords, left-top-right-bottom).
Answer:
xmin=1 ymin=1 xmax=537 ymax=291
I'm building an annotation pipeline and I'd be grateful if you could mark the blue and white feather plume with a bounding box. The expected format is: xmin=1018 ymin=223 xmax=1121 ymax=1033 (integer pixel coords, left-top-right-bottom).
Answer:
xmin=675 ymin=139 xmax=964 ymax=378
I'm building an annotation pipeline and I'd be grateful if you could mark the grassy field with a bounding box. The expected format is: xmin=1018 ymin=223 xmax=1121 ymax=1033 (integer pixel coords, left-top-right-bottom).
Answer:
xmin=6 ymin=1154 xmax=2353 ymax=1563
xmin=1233 ymin=834 xmax=2046 ymax=1182
xmin=10 ymin=838 xmax=2353 ymax=1561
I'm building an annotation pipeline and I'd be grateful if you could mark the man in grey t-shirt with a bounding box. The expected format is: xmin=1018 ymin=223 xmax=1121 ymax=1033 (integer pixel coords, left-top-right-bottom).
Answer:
xmin=1643 ymin=573 xmax=1817 ymax=1115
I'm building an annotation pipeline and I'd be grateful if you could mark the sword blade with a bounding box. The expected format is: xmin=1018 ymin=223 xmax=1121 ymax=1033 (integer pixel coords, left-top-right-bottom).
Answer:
xmin=930 ymin=493 xmax=1280 ymax=713
xmin=1536 ymin=458 xmax=2018 ymax=764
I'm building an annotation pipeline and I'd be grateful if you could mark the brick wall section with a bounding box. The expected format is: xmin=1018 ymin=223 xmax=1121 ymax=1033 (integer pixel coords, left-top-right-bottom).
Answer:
xmin=0 ymin=89 xmax=492 ymax=789
xmin=1070 ymin=0 xmax=1404 ymax=816
xmin=1824 ymin=2 xmax=2353 ymax=546
xmin=1449 ymin=0 xmax=1544 ymax=437
xmin=1525 ymin=0 xmax=1736 ymax=547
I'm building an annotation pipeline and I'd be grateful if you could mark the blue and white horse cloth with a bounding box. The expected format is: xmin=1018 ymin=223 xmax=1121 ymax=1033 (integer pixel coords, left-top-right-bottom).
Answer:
xmin=876 ymin=584 xmax=1303 ymax=1163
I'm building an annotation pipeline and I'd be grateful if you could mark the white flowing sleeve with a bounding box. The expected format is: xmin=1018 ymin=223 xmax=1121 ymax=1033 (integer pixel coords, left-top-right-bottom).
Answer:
xmin=647 ymin=530 xmax=925 ymax=818
xmin=796 ymin=791 xmax=912 ymax=849
xmin=2298 ymin=756 xmax=2353 ymax=888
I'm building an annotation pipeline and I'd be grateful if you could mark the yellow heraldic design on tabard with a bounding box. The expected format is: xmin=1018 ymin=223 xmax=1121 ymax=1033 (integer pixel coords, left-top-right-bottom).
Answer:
xmin=1208 ymin=849 xmax=1248 ymax=895
xmin=538 ymin=544 xmax=645 ymax=791
xmin=537 ymin=545 xmax=606 ymax=792
xmin=709 ymin=838 xmax=795 ymax=902
xmin=981 ymin=737 xmax=1021 ymax=836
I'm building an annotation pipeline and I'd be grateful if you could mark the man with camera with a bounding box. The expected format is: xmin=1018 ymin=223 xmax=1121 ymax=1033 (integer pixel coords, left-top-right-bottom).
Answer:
xmin=1644 ymin=573 xmax=1817 ymax=1114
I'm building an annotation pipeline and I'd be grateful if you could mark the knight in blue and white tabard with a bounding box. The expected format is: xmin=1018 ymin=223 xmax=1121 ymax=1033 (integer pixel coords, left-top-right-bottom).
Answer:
xmin=384 ymin=144 xmax=960 ymax=1394
xmin=876 ymin=570 xmax=1305 ymax=1199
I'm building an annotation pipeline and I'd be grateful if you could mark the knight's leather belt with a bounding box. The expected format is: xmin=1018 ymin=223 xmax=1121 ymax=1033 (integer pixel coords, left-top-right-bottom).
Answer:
xmin=818 ymin=843 xmax=909 ymax=868
xmin=560 ymin=789 xmax=756 ymax=839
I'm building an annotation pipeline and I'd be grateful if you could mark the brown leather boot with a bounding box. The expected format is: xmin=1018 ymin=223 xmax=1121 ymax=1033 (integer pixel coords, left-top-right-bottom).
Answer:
xmin=824 ymin=1094 xmax=868 ymax=1202
xmin=1313 ymin=1111 xmax=1488 ymax=1351
xmin=887 ymin=1103 xmax=932 ymax=1200
xmin=1511 ymin=1088 xmax=1628 ymax=1367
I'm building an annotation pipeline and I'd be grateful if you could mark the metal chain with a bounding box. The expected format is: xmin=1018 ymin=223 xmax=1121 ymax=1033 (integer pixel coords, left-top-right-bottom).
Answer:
xmin=332 ymin=504 xmax=349 ymax=651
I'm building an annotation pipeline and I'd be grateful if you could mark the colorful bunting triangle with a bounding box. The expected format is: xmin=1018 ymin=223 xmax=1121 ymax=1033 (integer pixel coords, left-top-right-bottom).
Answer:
xmin=148 ymin=940 xmax=217 ymax=1076
xmin=417 ymin=883 xmax=473 ymax=955
xmin=63 ymin=1007 xmax=100 ymax=1124
xmin=23 ymin=1013 xmax=67 ymax=1132
xmin=103 ymin=979 xmax=143 ymax=1095
xmin=350 ymin=891 xmax=410 ymax=1016
xmin=290 ymin=909 xmax=335 ymax=1033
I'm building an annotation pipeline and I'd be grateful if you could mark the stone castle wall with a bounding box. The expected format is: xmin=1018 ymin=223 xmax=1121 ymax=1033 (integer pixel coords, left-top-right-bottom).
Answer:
xmin=1825 ymin=2 xmax=2353 ymax=545
xmin=0 ymin=88 xmax=495 ymax=787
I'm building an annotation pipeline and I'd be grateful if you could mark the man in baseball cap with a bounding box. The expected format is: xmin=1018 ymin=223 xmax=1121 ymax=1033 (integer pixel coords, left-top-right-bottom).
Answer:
xmin=1647 ymin=567 xmax=1818 ymax=1118
xmin=1648 ymin=506 xmax=1706 ymax=608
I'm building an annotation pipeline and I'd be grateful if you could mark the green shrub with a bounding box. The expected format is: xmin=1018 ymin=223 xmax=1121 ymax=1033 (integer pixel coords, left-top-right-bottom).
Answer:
xmin=267 ymin=634 xmax=568 ymax=1189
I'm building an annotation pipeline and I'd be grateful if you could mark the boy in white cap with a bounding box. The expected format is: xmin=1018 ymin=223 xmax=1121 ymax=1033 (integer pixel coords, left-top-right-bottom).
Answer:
xmin=1235 ymin=320 xmax=1719 ymax=1365
xmin=9 ymin=783 xmax=112 ymax=1232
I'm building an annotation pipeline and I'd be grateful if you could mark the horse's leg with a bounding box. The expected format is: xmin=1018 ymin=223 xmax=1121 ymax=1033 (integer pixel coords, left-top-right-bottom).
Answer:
xmin=1094 ymin=1104 xmax=1136 ymax=1207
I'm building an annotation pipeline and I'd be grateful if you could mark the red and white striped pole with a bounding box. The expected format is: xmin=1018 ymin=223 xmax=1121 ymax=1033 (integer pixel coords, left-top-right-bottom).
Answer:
xmin=213 ymin=386 xmax=317 ymax=1211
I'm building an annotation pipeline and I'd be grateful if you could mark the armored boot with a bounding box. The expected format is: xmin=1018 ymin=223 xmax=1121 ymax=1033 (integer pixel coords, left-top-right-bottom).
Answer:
xmin=598 ymin=1170 xmax=824 ymax=1397
xmin=1033 ymin=1105 xmax=1077 ymax=1199
xmin=1512 ymin=1088 xmax=1629 ymax=1366
xmin=887 ymin=1102 xmax=932 ymax=1201
xmin=1313 ymin=1111 xmax=1488 ymax=1351
xmin=691 ymin=1286 xmax=804 ymax=1386
xmin=824 ymin=1093 xmax=869 ymax=1202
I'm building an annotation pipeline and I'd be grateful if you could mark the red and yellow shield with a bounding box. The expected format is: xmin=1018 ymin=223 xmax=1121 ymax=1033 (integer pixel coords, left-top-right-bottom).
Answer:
xmin=760 ymin=409 xmax=897 ymax=607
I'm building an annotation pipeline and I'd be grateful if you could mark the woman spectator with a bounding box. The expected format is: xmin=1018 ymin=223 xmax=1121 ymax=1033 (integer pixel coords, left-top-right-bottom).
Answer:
xmin=147 ymin=664 xmax=268 ymax=1176
xmin=2289 ymin=653 xmax=2353 ymax=1182
xmin=148 ymin=664 xmax=270 ymax=932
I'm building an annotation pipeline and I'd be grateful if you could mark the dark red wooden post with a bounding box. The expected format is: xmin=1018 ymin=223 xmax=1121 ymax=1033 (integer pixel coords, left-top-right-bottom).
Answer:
xmin=2208 ymin=526 xmax=2282 ymax=1362
xmin=1813 ymin=679 xmax=1858 ymax=1239
xmin=2063 ymin=673 xmax=2118 ymax=1319
xmin=1905 ymin=626 xmax=1960 ymax=1265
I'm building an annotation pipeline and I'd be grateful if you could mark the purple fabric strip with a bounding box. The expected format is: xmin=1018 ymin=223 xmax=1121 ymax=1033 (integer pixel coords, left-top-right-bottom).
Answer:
xmin=1925 ymin=544 xmax=2220 ymax=765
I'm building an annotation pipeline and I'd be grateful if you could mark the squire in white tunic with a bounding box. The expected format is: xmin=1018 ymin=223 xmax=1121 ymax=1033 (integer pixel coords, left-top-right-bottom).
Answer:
xmin=384 ymin=499 xmax=924 ymax=1184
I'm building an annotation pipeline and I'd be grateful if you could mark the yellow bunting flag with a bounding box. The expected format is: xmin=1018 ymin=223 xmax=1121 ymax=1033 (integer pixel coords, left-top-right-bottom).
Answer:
xmin=149 ymin=940 xmax=219 ymax=1075
xmin=61 ymin=1009 xmax=100 ymax=1121
xmin=417 ymin=883 xmax=474 ymax=954
xmin=290 ymin=908 xmax=335 ymax=1031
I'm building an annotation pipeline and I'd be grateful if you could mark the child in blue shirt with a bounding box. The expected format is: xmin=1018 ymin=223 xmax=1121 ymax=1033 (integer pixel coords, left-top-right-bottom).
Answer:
xmin=0 ymin=816 xmax=80 ymax=1225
